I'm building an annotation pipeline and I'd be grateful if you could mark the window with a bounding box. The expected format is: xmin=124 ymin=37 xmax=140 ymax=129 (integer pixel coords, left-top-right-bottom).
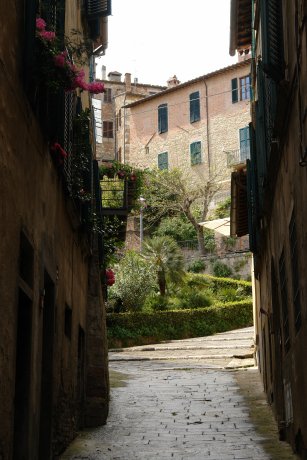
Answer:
xmin=240 ymin=76 xmax=251 ymax=100
xmin=158 ymin=104 xmax=168 ymax=133
xmin=232 ymin=75 xmax=251 ymax=103
xmin=145 ymin=146 xmax=149 ymax=155
xmin=239 ymin=126 xmax=251 ymax=161
xmin=158 ymin=152 xmax=168 ymax=170
xmin=103 ymin=121 xmax=113 ymax=138
xmin=104 ymin=88 xmax=112 ymax=103
xmin=279 ymin=249 xmax=290 ymax=352
xmin=190 ymin=91 xmax=200 ymax=123
xmin=260 ymin=0 xmax=284 ymax=81
xmin=289 ymin=211 xmax=301 ymax=332
xmin=190 ymin=141 xmax=201 ymax=165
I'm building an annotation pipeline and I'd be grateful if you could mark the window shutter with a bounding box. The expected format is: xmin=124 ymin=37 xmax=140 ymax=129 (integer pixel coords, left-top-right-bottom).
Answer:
xmin=239 ymin=126 xmax=251 ymax=161
xmin=190 ymin=142 xmax=201 ymax=165
xmin=190 ymin=91 xmax=200 ymax=123
xmin=260 ymin=0 xmax=284 ymax=81
xmin=158 ymin=152 xmax=168 ymax=170
xmin=87 ymin=0 xmax=111 ymax=19
xmin=246 ymin=123 xmax=259 ymax=253
xmin=158 ymin=104 xmax=168 ymax=133
xmin=231 ymin=78 xmax=238 ymax=103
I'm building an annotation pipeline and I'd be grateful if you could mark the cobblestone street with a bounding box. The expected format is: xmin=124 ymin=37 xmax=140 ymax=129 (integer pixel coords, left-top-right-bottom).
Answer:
xmin=60 ymin=329 xmax=298 ymax=460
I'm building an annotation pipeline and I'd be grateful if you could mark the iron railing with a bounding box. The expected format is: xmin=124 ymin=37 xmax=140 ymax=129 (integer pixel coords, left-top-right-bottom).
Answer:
xmin=225 ymin=148 xmax=251 ymax=167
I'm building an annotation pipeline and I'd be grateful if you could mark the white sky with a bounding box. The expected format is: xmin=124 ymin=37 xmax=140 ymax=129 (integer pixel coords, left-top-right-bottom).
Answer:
xmin=96 ymin=0 xmax=237 ymax=86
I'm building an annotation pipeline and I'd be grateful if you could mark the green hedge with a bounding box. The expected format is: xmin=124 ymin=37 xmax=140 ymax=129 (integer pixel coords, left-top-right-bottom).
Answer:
xmin=107 ymin=300 xmax=253 ymax=348
xmin=186 ymin=273 xmax=252 ymax=296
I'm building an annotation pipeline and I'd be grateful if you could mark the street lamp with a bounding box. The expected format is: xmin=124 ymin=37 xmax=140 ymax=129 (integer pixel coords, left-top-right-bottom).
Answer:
xmin=139 ymin=196 xmax=146 ymax=252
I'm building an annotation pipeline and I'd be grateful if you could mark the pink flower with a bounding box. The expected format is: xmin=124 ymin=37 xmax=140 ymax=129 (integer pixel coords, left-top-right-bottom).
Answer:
xmin=36 ymin=18 xmax=46 ymax=31
xmin=87 ymin=82 xmax=105 ymax=94
xmin=51 ymin=142 xmax=68 ymax=159
xmin=53 ymin=51 xmax=67 ymax=67
xmin=74 ymin=76 xmax=89 ymax=90
xmin=39 ymin=30 xmax=56 ymax=42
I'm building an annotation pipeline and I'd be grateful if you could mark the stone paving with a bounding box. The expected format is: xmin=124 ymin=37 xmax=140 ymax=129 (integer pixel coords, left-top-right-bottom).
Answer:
xmin=60 ymin=328 xmax=298 ymax=460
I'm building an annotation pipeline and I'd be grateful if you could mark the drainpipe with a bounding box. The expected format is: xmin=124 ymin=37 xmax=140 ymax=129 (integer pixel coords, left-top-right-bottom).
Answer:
xmin=204 ymin=79 xmax=211 ymax=175
xmin=123 ymin=94 xmax=127 ymax=163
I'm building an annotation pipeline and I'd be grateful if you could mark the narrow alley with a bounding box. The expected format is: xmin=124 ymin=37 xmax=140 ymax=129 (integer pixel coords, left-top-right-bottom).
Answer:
xmin=60 ymin=328 xmax=298 ymax=460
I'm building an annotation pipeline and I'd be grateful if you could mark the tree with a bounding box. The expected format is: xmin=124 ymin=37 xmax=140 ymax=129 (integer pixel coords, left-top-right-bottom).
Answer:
xmin=143 ymin=168 xmax=223 ymax=255
xmin=141 ymin=236 xmax=185 ymax=296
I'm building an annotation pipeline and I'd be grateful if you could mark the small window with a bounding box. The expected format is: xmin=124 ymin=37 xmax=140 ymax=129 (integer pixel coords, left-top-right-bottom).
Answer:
xmin=232 ymin=76 xmax=251 ymax=103
xmin=103 ymin=121 xmax=113 ymax=138
xmin=158 ymin=152 xmax=168 ymax=170
xmin=190 ymin=91 xmax=200 ymax=123
xmin=158 ymin=104 xmax=168 ymax=133
xmin=104 ymin=88 xmax=112 ymax=103
xmin=190 ymin=141 xmax=202 ymax=165
xmin=145 ymin=146 xmax=149 ymax=155
xmin=240 ymin=75 xmax=251 ymax=100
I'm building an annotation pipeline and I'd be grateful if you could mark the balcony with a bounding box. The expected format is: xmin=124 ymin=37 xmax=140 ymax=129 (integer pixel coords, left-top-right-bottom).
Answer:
xmin=225 ymin=147 xmax=250 ymax=168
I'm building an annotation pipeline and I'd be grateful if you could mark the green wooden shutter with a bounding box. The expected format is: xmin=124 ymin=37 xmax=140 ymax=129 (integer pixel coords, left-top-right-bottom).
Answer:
xmin=158 ymin=152 xmax=168 ymax=170
xmin=239 ymin=127 xmax=251 ymax=161
xmin=260 ymin=0 xmax=284 ymax=81
xmin=190 ymin=91 xmax=200 ymax=122
xmin=231 ymin=78 xmax=238 ymax=103
xmin=190 ymin=142 xmax=201 ymax=165
xmin=158 ymin=104 xmax=168 ymax=133
xmin=87 ymin=0 xmax=112 ymax=19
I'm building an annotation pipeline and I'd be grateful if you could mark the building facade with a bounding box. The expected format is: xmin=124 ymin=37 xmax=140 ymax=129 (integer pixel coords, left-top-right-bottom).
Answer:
xmin=230 ymin=0 xmax=307 ymax=456
xmin=122 ymin=61 xmax=251 ymax=206
xmin=0 ymin=0 xmax=111 ymax=458
xmin=93 ymin=70 xmax=165 ymax=163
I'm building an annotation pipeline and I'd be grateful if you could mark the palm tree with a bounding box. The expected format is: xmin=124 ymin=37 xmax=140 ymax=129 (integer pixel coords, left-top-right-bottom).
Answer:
xmin=141 ymin=236 xmax=185 ymax=296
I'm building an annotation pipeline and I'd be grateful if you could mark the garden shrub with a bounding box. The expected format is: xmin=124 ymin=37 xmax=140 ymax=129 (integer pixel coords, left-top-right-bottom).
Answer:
xmin=187 ymin=259 xmax=206 ymax=273
xmin=172 ymin=287 xmax=213 ymax=309
xmin=109 ymin=250 xmax=156 ymax=311
xmin=212 ymin=260 xmax=233 ymax=278
xmin=143 ymin=293 xmax=170 ymax=311
xmin=186 ymin=273 xmax=252 ymax=297
xmin=107 ymin=300 xmax=253 ymax=348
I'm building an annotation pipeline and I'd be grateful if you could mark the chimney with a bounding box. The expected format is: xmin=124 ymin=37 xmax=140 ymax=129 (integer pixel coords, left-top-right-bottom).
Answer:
xmin=167 ymin=75 xmax=180 ymax=87
xmin=101 ymin=65 xmax=106 ymax=80
xmin=125 ymin=73 xmax=132 ymax=92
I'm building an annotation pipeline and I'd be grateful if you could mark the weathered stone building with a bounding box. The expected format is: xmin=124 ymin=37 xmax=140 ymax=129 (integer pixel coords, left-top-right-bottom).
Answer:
xmin=122 ymin=60 xmax=251 ymax=206
xmin=93 ymin=70 xmax=165 ymax=163
xmin=230 ymin=0 xmax=307 ymax=456
xmin=0 ymin=0 xmax=111 ymax=458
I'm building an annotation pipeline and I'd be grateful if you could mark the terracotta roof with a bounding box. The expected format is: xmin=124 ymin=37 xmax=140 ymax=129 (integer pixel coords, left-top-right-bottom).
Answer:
xmin=124 ymin=59 xmax=251 ymax=108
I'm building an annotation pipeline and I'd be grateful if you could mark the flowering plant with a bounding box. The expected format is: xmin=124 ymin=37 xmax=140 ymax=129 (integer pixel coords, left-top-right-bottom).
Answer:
xmin=35 ymin=17 xmax=105 ymax=94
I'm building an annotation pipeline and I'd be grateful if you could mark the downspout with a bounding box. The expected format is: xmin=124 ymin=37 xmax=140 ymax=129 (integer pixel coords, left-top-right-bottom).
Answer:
xmin=204 ymin=79 xmax=211 ymax=175
xmin=123 ymin=94 xmax=127 ymax=163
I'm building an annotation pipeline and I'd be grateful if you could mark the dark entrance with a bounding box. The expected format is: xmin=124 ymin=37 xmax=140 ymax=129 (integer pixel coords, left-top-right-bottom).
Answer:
xmin=13 ymin=289 xmax=32 ymax=460
xmin=38 ymin=271 xmax=55 ymax=459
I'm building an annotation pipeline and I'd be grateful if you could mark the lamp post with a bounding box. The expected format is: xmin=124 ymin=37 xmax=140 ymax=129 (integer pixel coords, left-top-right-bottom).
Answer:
xmin=139 ymin=196 xmax=146 ymax=252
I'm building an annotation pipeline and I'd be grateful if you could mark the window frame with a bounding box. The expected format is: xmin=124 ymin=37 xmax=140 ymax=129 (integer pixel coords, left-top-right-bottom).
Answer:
xmin=189 ymin=91 xmax=200 ymax=123
xmin=104 ymin=88 xmax=112 ymax=103
xmin=158 ymin=104 xmax=168 ymax=134
xmin=190 ymin=141 xmax=202 ymax=165
xmin=103 ymin=121 xmax=113 ymax=139
xmin=158 ymin=152 xmax=168 ymax=170
xmin=239 ymin=75 xmax=251 ymax=101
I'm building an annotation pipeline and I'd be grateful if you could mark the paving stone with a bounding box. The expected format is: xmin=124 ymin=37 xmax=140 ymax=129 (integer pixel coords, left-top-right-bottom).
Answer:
xmin=60 ymin=328 xmax=298 ymax=460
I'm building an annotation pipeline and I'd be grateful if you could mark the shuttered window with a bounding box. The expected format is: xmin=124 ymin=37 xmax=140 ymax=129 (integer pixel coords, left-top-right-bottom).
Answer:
xmin=103 ymin=121 xmax=113 ymax=138
xmin=239 ymin=127 xmax=251 ymax=162
xmin=231 ymin=78 xmax=238 ymax=103
xmin=190 ymin=141 xmax=201 ymax=165
xmin=87 ymin=0 xmax=111 ymax=19
xmin=190 ymin=91 xmax=200 ymax=122
xmin=158 ymin=104 xmax=168 ymax=133
xmin=158 ymin=152 xmax=168 ymax=170
xmin=104 ymin=88 xmax=112 ymax=103
xmin=260 ymin=0 xmax=284 ymax=81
